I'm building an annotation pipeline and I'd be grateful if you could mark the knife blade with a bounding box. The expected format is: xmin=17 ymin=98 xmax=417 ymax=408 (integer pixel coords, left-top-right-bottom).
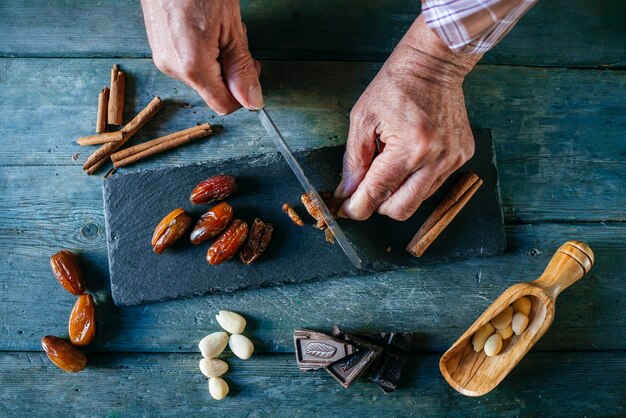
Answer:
xmin=257 ymin=108 xmax=363 ymax=270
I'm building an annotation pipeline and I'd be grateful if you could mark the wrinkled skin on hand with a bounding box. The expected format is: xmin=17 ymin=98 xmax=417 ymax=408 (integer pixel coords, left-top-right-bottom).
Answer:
xmin=335 ymin=16 xmax=482 ymax=221
xmin=141 ymin=0 xmax=263 ymax=115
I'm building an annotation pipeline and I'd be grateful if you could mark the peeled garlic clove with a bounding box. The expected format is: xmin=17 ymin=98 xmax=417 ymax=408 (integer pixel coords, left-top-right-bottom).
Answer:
xmin=512 ymin=312 xmax=529 ymax=335
xmin=208 ymin=377 xmax=229 ymax=400
xmin=512 ymin=297 xmax=531 ymax=316
xmin=199 ymin=332 xmax=229 ymax=358
xmin=216 ymin=310 xmax=246 ymax=334
xmin=484 ymin=334 xmax=503 ymax=357
xmin=472 ymin=322 xmax=495 ymax=352
xmin=491 ymin=306 xmax=513 ymax=330
xmin=199 ymin=358 xmax=229 ymax=378
xmin=498 ymin=325 xmax=514 ymax=340
xmin=229 ymin=334 xmax=254 ymax=360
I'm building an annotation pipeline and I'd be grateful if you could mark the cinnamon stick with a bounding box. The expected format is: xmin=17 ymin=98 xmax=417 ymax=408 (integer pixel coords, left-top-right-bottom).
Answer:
xmin=96 ymin=87 xmax=109 ymax=133
xmin=77 ymin=131 xmax=123 ymax=146
xmin=110 ymin=123 xmax=212 ymax=167
xmin=83 ymin=96 xmax=163 ymax=174
xmin=406 ymin=172 xmax=483 ymax=257
xmin=107 ymin=64 xmax=125 ymax=125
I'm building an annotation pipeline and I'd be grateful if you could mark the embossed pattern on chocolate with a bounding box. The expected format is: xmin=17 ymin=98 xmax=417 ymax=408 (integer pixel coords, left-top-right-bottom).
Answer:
xmin=294 ymin=329 xmax=357 ymax=371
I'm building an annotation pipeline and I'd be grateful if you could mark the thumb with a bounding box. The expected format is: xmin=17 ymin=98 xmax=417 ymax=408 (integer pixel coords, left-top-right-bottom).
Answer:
xmin=220 ymin=33 xmax=264 ymax=110
xmin=334 ymin=110 xmax=377 ymax=199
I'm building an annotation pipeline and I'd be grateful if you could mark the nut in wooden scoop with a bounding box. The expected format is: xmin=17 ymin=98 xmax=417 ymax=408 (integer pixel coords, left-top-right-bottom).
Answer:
xmin=439 ymin=241 xmax=594 ymax=397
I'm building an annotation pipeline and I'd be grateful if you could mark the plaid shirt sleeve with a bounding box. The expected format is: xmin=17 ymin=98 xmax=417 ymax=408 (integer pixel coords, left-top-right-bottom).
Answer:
xmin=421 ymin=0 xmax=538 ymax=54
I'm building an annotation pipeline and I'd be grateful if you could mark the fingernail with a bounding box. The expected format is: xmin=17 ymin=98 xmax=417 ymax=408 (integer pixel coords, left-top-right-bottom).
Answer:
xmin=336 ymin=201 xmax=349 ymax=219
xmin=334 ymin=179 xmax=347 ymax=199
xmin=246 ymin=83 xmax=264 ymax=110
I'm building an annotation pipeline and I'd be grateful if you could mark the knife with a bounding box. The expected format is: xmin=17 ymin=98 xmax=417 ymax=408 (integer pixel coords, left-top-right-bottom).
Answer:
xmin=257 ymin=108 xmax=363 ymax=270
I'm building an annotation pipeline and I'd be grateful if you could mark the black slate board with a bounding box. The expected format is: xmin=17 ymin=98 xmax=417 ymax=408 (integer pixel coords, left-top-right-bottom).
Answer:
xmin=104 ymin=129 xmax=505 ymax=306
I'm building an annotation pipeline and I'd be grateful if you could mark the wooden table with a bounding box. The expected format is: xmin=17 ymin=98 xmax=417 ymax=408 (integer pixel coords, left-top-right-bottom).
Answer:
xmin=1 ymin=1 xmax=624 ymax=416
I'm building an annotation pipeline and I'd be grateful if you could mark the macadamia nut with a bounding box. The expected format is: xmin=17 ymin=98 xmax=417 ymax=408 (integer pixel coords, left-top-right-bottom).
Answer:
xmin=512 ymin=312 xmax=529 ymax=335
xmin=512 ymin=297 xmax=531 ymax=316
xmin=484 ymin=334 xmax=503 ymax=357
xmin=491 ymin=306 xmax=513 ymax=330
xmin=498 ymin=325 xmax=514 ymax=340
xmin=472 ymin=322 xmax=495 ymax=352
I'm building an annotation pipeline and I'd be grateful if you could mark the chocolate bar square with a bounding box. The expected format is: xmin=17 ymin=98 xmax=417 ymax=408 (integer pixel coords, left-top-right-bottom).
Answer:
xmin=294 ymin=329 xmax=358 ymax=371
xmin=359 ymin=332 xmax=413 ymax=393
xmin=325 ymin=326 xmax=383 ymax=388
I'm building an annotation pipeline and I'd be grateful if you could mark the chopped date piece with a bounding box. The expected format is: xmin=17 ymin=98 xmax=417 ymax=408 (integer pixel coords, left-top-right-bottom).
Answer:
xmin=240 ymin=218 xmax=274 ymax=264
xmin=190 ymin=202 xmax=234 ymax=245
xmin=301 ymin=192 xmax=345 ymax=243
xmin=300 ymin=193 xmax=325 ymax=229
xmin=324 ymin=227 xmax=335 ymax=244
xmin=207 ymin=219 xmax=248 ymax=265
xmin=300 ymin=192 xmax=345 ymax=229
xmin=190 ymin=174 xmax=237 ymax=204
xmin=282 ymin=203 xmax=304 ymax=226
xmin=151 ymin=208 xmax=192 ymax=254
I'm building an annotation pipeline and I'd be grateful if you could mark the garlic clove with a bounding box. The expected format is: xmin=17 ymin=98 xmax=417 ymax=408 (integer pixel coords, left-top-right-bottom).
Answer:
xmin=216 ymin=310 xmax=246 ymax=334
xmin=199 ymin=358 xmax=229 ymax=378
xmin=208 ymin=377 xmax=229 ymax=400
xmin=198 ymin=332 xmax=229 ymax=358
xmin=229 ymin=334 xmax=254 ymax=360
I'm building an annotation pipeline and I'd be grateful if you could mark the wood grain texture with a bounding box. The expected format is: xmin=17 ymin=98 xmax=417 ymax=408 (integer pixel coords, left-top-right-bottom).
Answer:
xmin=0 ymin=1 xmax=624 ymax=67
xmin=0 ymin=218 xmax=623 ymax=353
xmin=0 ymin=351 xmax=623 ymax=417
xmin=440 ymin=241 xmax=595 ymax=396
xmin=0 ymin=59 xmax=624 ymax=222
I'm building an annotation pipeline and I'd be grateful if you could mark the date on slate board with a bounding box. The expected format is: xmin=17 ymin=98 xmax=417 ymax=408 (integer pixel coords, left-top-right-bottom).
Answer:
xmin=103 ymin=128 xmax=505 ymax=306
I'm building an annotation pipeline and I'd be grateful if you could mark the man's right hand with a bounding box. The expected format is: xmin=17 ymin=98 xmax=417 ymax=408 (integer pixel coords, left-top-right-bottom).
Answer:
xmin=141 ymin=0 xmax=263 ymax=115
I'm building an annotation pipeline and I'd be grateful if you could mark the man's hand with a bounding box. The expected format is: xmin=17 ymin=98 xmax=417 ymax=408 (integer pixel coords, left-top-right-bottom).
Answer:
xmin=141 ymin=0 xmax=263 ymax=115
xmin=335 ymin=16 xmax=482 ymax=221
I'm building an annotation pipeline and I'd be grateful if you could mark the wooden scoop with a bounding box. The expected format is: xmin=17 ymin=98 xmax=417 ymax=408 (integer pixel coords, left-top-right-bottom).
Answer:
xmin=439 ymin=241 xmax=594 ymax=397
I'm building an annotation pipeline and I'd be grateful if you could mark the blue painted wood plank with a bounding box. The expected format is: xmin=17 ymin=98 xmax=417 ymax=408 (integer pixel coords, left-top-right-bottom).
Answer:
xmin=1 ymin=214 xmax=623 ymax=352
xmin=0 ymin=59 xmax=624 ymax=222
xmin=0 ymin=351 xmax=623 ymax=416
xmin=0 ymin=0 xmax=624 ymax=67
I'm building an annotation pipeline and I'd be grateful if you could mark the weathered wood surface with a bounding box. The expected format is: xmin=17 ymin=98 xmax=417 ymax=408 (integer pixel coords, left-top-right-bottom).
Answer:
xmin=0 ymin=0 xmax=624 ymax=67
xmin=1 ymin=220 xmax=623 ymax=353
xmin=0 ymin=1 xmax=624 ymax=413
xmin=0 ymin=351 xmax=624 ymax=417
xmin=0 ymin=59 xmax=624 ymax=222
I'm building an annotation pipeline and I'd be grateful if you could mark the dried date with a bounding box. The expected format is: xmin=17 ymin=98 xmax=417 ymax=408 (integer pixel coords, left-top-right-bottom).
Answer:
xmin=190 ymin=174 xmax=237 ymax=204
xmin=152 ymin=208 xmax=192 ymax=254
xmin=50 ymin=250 xmax=86 ymax=295
xmin=207 ymin=219 xmax=248 ymax=265
xmin=190 ymin=202 xmax=234 ymax=245
xmin=41 ymin=336 xmax=87 ymax=372
xmin=239 ymin=218 xmax=274 ymax=264
xmin=69 ymin=294 xmax=96 ymax=346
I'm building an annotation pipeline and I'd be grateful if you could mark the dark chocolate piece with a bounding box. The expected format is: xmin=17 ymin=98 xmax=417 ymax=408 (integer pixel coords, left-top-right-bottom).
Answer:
xmin=359 ymin=332 xmax=413 ymax=393
xmin=325 ymin=326 xmax=383 ymax=388
xmin=294 ymin=329 xmax=358 ymax=371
